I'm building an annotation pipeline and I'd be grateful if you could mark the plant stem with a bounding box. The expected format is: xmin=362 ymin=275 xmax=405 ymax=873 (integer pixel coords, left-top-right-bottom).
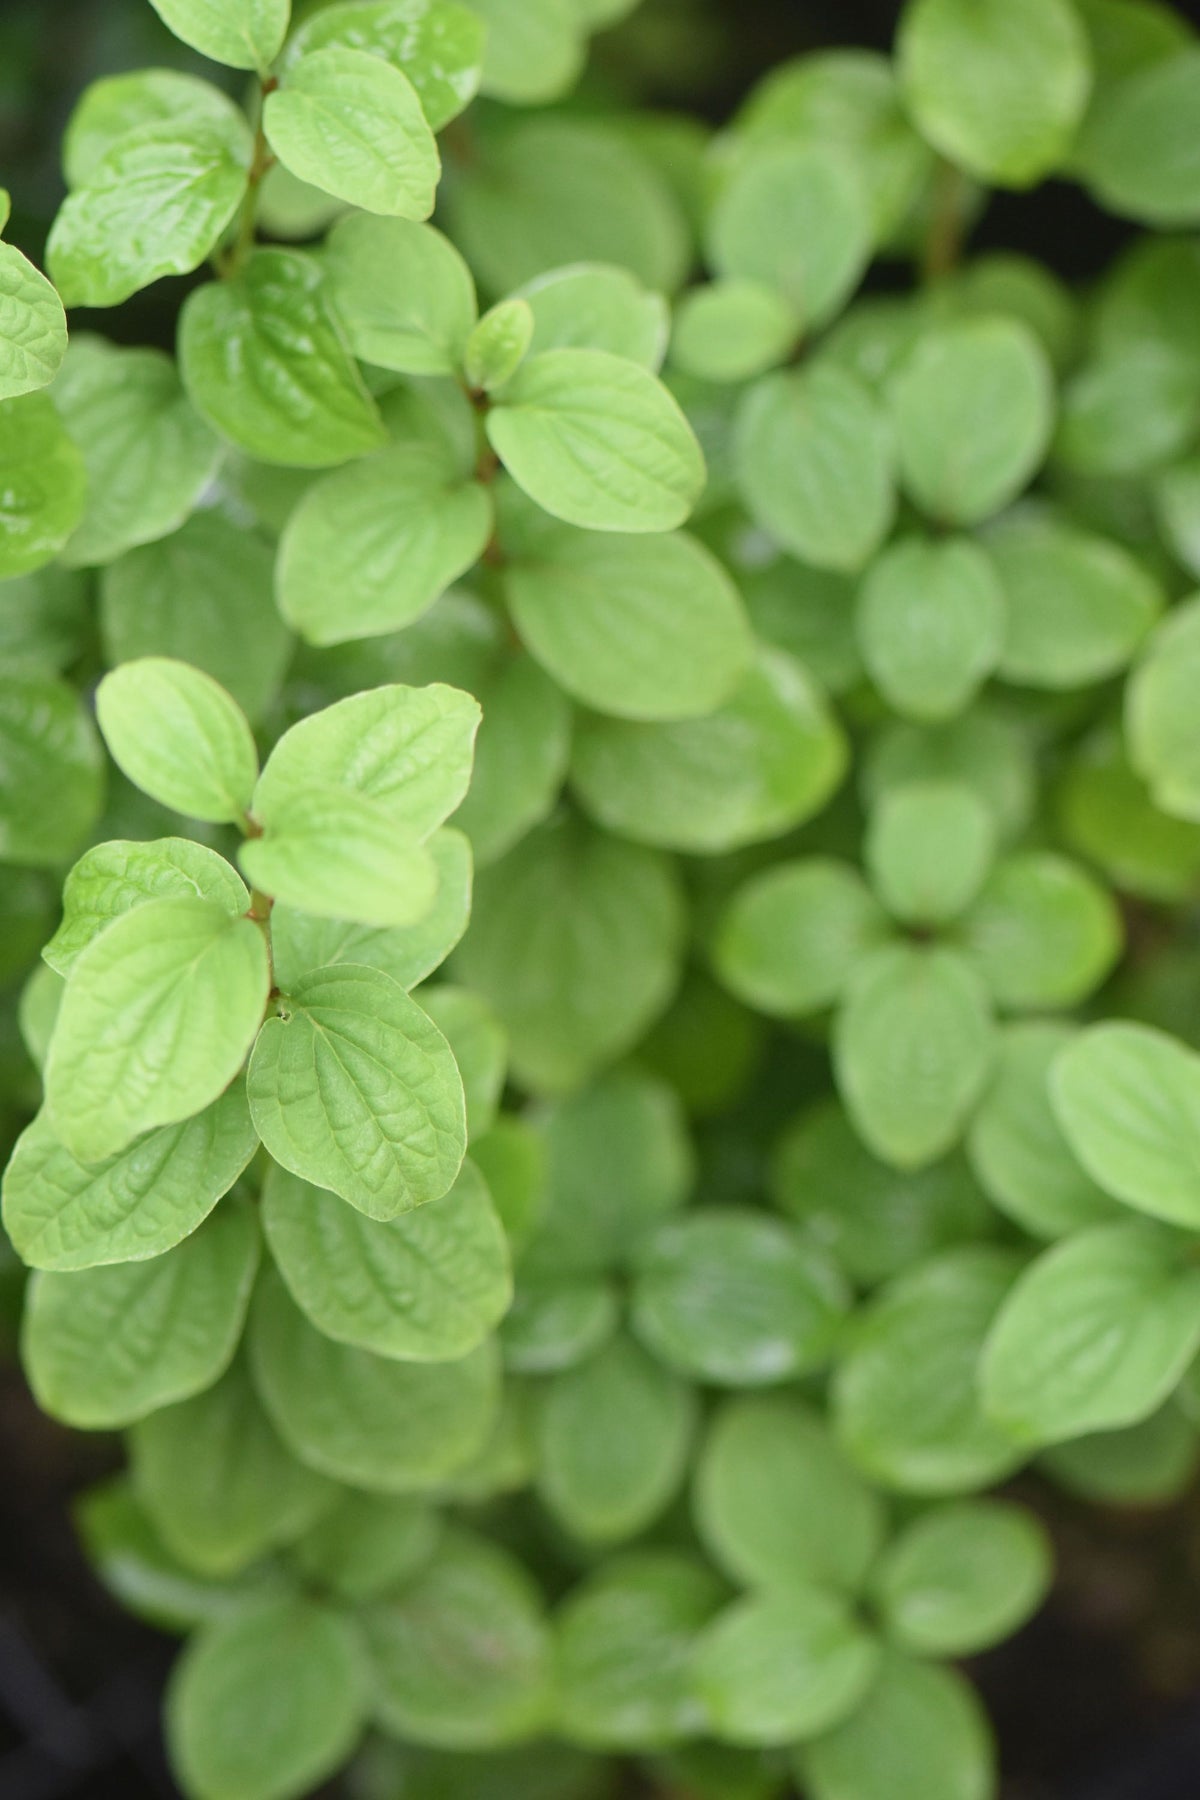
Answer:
xmin=922 ymin=156 xmax=968 ymax=286
xmin=218 ymin=79 xmax=278 ymax=280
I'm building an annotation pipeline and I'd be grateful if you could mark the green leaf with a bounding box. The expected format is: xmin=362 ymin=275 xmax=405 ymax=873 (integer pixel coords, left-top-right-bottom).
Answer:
xmin=46 ymin=108 xmax=253 ymax=308
xmin=952 ymin=250 xmax=1080 ymax=373
xmin=361 ymin=1526 xmax=551 ymax=1746
xmin=22 ymin=1203 xmax=259 ymax=1429
xmin=52 ymin=341 xmax=222 ymax=569
xmin=0 ymin=393 xmax=87 ymax=580
xmin=866 ymin=781 xmax=997 ymax=927
xmin=97 ymin=657 xmax=258 ymax=825
xmin=44 ymin=838 xmax=248 ymax=979
xmin=129 ymin=1356 xmax=332 ymax=1576
xmin=1054 ymin=346 xmax=1200 ymax=478
xmin=457 ymin=815 xmax=684 ymax=1095
xmin=502 ymin=1277 xmax=618 ymax=1374
xmin=249 ymin=1264 xmax=498 ymax=1489
xmin=534 ymin=1332 xmax=695 ymax=1543
xmin=692 ymin=1589 xmax=879 ymax=1749
xmin=487 ymin=349 xmax=705 ymax=534
xmin=466 ymin=0 xmax=581 ymax=103
xmin=1127 ymin=597 xmax=1200 ymax=821
xmin=471 ymin=1115 xmax=546 ymax=1252
xmin=887 ymin=319 xmax=1054 ymax=525
xmin=520 ymin=263 xmax=669 ymax=368
xmin=100 ymin=512 xmax=292 ymax=723
xmin=694 ymin=1394 xmax=886 ymax=1594
xmin=0 ymin=242 xmax=67 ymax=401
xmin=1074 ymin=48 xmax=1200 ymax=225
xmin=18 ymin=963 xmax=64 ymax=1071
xmin=571 ymin=648 xmax=847 ymax=855
xmin=1051 ymin=1023 xmax=1200 ymax=1227
xmin=771 ymin=1100 xmax=991 ymax=1289
xmin=734 ymin=365 xmax=895 ymax=571
xmin=265 ymin=47 xmax=438 ymax=218
xmin=61 ymin=69 xmax=244 ymax=189
xmin=167 ymin=1594 xmax=367 ymax=1800
xmin=981 ymin=1221 xmax=1200 ymax=1445
xmin=670 ymin=279 xmax=796 ymax=385
xmin=465 ymin=299 xmax=534 ymax=394
xmin=179 ymin=250 xmax=386 ymax=467
xmin=833 ymin=1248 xmax=1026 ymax=1495
xmin=286 ymin=0 xmax=483 ymax=130
xmin=255 ymin=681 xmax=479 ymax=837
xmin=249 ymin=967 xmax=464 ymax=1219
xmin=148 ymin=0 xmax=290 ymax=70
xmin=45 ymin=899 xmax=269 ymax=1164
xmin=1153 ymin=457 xmax=1200 ymax=580
xmin=554 ymin=1552 xmax=724 ymax=1751
xmin=1040 ymin=1402 xmax=1200 ymax=1508
xmin=418 ymin=986 xmax=506 ymax=1141
xmin=2 ymin=1083 xmax=257 ymax=1272
xmin=898 ymin=0 xmax=1092 ymax=186
xmin=0 ymin=564 xmax=90 ymax=675
xmin=967 ymin=1023 xmax=1121 ymax=1241
xmin=271 ymin=827 xmax=471 ymax=991
xmin=263 ymin=1158 xmax=510 ymax=1360
xmin=0 ymin=673 xmax=103 ymax=866
xmin=503 ymin=522 xmax=752 ymax=722
xmin=957 ymin=852 xmax=1122 ymax=1010
xmin=290 ymin=1489 xmax=440 ymax=1602
xmin=277 ymin=446 xmax=491 ymax=646
xmin=865 ymin=710 xmax=1036 ymax=845
xmin=451 ymin=652 xmax=571 ymax=867
xmin=714 ymin=858 xmax=890 ymax=1018
xmin=324 ymin=214 xmax=477 ymax=375
xmin=987 ymin=509 xmax=1162 ymax=687
xmin=630 ymin=1209 xmax=846 ymax=1388
xmin=798 ymin=1653 xmax=995 ymax=1800
xmin=856 ymin=535 xmax=1007 ymax=722
xmin=835 ymin=944 xmax=996 ymax=1171
xmin=872 ymin=1500 xmax=1052 ymax=1658
xmin=240 ymin=786 xmax=438 ymax=928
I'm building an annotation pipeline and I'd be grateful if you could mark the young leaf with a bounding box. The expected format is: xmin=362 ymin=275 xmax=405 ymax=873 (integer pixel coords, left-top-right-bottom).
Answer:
xmin=692 ymin=1590 xmax=879 ymax=1748
xmin=44 ymin=838 xmax=248 ymax=978
xmin=464 ymin=298 xmax=534 ymax=394
xmin=714 ymin=858 xmax=890 ymax=1017
xmin=798 ymin=1653 xmax=995 ymax=1800
xmin=45 ymin=899 xmax=269 ymax=1164
xmin=264 ymin=48 xmax=439 ymax=218
xmin=247 ymin=965 xmax=466 ymax=1219
xmin=148 ymin=0 xmax=291 ymax=71
xmin=262 ymin=1159 xmax=511 ymax=1361
xmin=179 ymin=250 xmax=386 ymax=466
xmin=855 ymin=535 xmax=1007 ymax=722
xmin=21 ymin=1203 xmax=259 ymax=1428
xmin=0 ymin=673 xmax=103 ymax=867
xmin=865 ymin=781 xmax=997 ymax=926
xmin=323 ymin=214 xmax=478 ymax=375
xmin=871 ymin=1500 xmax=1052 ymax=1658
xmin=240 ymin=786 xmax=438 ymax=928
xmin=98 ymin=662 xmax=258 ymax=830
xmin=487 ymin=349 xmax=705 ymax=533
xmin=0 ymin=242 xmax=67 ymax=400
xmin=0 ymin=393 xmax=87 ymax=580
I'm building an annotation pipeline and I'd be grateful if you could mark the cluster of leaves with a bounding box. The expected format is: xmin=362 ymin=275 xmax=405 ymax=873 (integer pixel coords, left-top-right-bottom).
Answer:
xmin=4 ymin=0 xmax=1200 ymax=1797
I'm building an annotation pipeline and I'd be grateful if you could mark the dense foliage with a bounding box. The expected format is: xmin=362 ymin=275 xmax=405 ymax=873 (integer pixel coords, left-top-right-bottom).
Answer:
xmin=4 ymin=0 xmax=1200 ymax=1795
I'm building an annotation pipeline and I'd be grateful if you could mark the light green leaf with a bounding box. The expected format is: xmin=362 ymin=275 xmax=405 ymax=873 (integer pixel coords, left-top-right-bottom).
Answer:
xmin=488 ymin=349 xmax=705 ymax=533
xmin=18 ymin=963 xmax=64 ymax=1071
xmin=670 ymin=279 xmax=797 ymax=384
xmin=534 ymin=1333 xmax=695 ymax=1543
xmin=52 ymin=341 xmax=222 ymax=569
xmin=982 ymin=1221 xmax=1200 ymax=1444
xmin=856 ymin=535 xmax=1006 ymax=722
xmin=571 ymin=647 xmax=847 ymax=855
xmin=96 ymin=657 xmax=257 ymax=826
xmin=457 ymin=815 xmax=684 ymax=1095
xmin=240 ymin=786 xmax=438 ymax=928
xmin=1054 ymin=346 xmax=1200 ymax=478
xmin=833 ymin=1248 xmax=1026 ymax=1495
xmin=898 ymin=0 xmax=1092 ymax=186
xmin=361 ymin=1526 xmax=551 ymax=1746
xmin=887 ymin=319 xmax=1054 ymax=525
xmin=872 ymin=1500 xmax=1052 ymax=1658
xmin=734 ymin=365 xmax=895 ymax=571
xmin=1127 ymin=597 xmax=1200 ymax=821
xmin=290 ymin=1489 xmax=440 ymax=1603
xmin=1153 ymin=457 xmax=1200 ymax=580
xmin=287 ymin=0 xmax=483 ymax=129
xmin=0 ymin=393 xmax=87 ymax=580
xmin=694 ymin=1394 xmax=885 ymax=1595
xmin=502 ymin=1277 xmax=618 ymax=1374
xmin=148 ymin=0 xmax=290 ymax=70
xmin=0 ymin=242 xmax=67 ymax=401
xmin=1051 ymin=1022 xmax=1200 ymax=1228
xmin=271 ymin=827 xmax=471 ymax=991
xmin=265 ymin=47 xmax=438 ymax=218
xmin=100 ymin=512 xmax=292 ymax=723
xmin=263 ymin=1158 xmax=510 ymax=1360
xmin=44 ymin=838 xmax=247 ymax=979
xmin=471 ymin=1115 xmax=546 ymax=1252
xmin=520 ymin=263 xmax=669 ymax=369
xmin=504 ymin=522 xmax=752 ymax=722
xmin=834 ymin=944 xmax=996 ymax=1171
xmin=45 ymin=899 xmax=269 ymax=1164
xmin=129 ymin=1355 xmax=333 ymax=1576
xmin=798 ymin=1653 xmax=995 ymax=1800
xmin=2 ymin=1083 xmax=257 ymax=1272
xmin=61 ymin=69 xmax=244 ymax=188
xmin=247 ymin=965 xmax=465 ymax=1219
xmin=46 ymin=109 xmax=253 ymax=309
xmin=277 ymin=446 xmax=492 ymax=646
xmin=418 ymin=986 xmax=506 ymax=1141
xmin=957 ymin=851 xmax=1122 ymax=1009
xmin=324 ymin=214 xmax=477 ymax=374
xmin=22 ymin=1203 xmax=259 ymax=1429
xmin=451 ymin=652 xmax=571 ymax=867
xmin=1074 ymin=47 xmax=1200 ymax=225
xmin=249 ymin=1265 xmax=498 ymax=1489
xmin=255 ymin=681 xmax=480 ymax=838
xmin=692 ymin=1590 xmax=879 ymax=1749
xmin=466 ymin=0 xmax=582 ymax=104
xmin=713 ymin=858 xmax=890 ymax=1018
xmin=864 ymin=709 xmax=1036 ymax=845
xmin=865 ymin=781 xmax=996 ymax=927
xmin=167 ymin=1595 xmax=367 ymax=1800
xmin=0 ymin=672 xmax=103 ymax=866
xmin=179 ymin=250 xmax=386 ymax=467
xmin=465 ymin=299 xmax=534 ymax=394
